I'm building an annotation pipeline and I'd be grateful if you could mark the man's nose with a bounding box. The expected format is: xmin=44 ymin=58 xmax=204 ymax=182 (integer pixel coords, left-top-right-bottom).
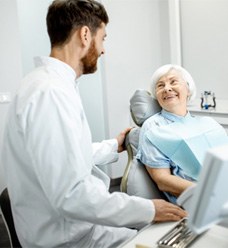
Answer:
xmin=101 ymin=47 xmax=105 ymax=55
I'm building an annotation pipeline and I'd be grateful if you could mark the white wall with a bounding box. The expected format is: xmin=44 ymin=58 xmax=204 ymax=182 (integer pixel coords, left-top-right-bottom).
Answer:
xmin=180 ymin=0 xmax=228 ymax=100
xmin=78 ymin=62 xmax=107 ymax=142
xmin=101 ymin=0 xmax=170 ymax=177
xmin=17 ymin=0 xmax=51 ymax=75
xmin=0 ymin=0 xmax=23 ymax=193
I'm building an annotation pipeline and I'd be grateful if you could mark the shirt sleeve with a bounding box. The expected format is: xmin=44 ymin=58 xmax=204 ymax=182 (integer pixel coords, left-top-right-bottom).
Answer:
xmin=92 ymin=139 xmax=119 ymax=165
xmin=136 ymin=119 xmax=171 ymax=169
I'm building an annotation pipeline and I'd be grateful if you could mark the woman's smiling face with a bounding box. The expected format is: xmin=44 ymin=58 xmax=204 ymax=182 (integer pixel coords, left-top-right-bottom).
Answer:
xmin=155 ymin=69 xmax=190 ymax=116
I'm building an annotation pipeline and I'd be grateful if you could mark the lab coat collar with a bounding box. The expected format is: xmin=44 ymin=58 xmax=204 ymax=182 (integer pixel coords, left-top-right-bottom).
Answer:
xmin=161 ymin=109 xmax=192 ymax=123
xmin=34 ymin=56 xmax=78 ymax=85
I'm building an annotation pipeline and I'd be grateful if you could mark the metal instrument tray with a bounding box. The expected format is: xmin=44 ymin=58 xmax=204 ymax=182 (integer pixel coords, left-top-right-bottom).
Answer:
xmin=157 ymin=218 xmax=199 ymax=248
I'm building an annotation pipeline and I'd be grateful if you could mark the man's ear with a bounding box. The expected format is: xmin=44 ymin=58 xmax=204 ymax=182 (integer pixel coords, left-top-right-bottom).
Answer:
xmin=80 ymin=26 xmax=92 ymax=47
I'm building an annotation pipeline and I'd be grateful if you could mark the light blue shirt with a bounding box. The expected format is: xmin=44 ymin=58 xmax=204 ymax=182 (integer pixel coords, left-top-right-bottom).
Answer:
xmin=136 ymin=109 xmax=228 ymax=203
xmin=136 ymin=110 xmax=196 ymax=203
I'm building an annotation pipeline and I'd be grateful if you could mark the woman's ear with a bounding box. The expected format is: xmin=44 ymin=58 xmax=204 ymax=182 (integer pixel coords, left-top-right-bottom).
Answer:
xmin=80 ymin=26 xmax=91 ymax=47
xmin=186 ymin=82 xmax=191 ymax=100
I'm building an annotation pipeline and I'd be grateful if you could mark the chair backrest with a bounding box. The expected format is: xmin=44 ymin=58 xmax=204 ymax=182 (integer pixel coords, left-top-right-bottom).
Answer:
xmin=0 ymin=188 xmax=22 ymax=248
xmin=120 ymin=89 xmax=166 ymax=199
xmin=129 ymin=89 xmax=161 ymax=127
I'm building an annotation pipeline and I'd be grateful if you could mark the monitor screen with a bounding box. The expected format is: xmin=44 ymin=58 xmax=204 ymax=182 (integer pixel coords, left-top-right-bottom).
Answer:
xmin=188 ymin=144 xmax=228 ymax=234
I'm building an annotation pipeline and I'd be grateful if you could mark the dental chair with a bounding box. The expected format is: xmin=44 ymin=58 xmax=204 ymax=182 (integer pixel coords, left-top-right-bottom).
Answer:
xmin=0 ymin=188 xmax=22 ymax=248
xmin=120 ymin=89 xmax=167 ymax=200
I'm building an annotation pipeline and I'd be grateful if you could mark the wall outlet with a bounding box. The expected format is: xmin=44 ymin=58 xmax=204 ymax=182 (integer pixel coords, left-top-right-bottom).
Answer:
xmin=0 ymin=92 xmax=11 ymax=103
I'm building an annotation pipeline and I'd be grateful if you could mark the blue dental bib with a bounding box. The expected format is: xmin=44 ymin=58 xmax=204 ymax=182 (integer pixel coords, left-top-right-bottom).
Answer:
xmin=146 ymin=115 xmax=228 ymax=180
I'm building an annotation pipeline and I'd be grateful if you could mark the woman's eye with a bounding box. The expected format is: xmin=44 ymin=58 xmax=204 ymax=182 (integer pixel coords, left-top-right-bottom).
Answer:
xmin=156 ymin=84 xmax=163 ymax=89
xmin=171 ymin=80 xmax=179 ymax=85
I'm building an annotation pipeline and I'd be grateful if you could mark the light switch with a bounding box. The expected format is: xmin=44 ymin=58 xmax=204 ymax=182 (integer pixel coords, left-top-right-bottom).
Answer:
xmin=0 ymin=92 xmax=11 ymax=103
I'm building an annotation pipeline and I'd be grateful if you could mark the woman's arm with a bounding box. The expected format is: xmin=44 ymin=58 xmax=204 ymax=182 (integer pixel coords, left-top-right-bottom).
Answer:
xmin=146 ymin=166 xmax=195 ymax=197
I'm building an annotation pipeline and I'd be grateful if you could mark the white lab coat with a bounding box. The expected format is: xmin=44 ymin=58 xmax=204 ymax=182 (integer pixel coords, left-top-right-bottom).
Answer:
xmin=1 ymin=56 xmax=154 ymax=248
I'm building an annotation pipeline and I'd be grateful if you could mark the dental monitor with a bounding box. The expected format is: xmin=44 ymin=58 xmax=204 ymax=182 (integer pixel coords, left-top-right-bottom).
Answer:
xmin=157 ymin=145 xmax=228 ymax=248
xmin=188 ymin=144 xmax=228 ymax=234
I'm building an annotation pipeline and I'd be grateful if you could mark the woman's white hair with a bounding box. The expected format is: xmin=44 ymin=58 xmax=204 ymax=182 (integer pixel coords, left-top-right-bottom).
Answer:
xmin=150 ymin=64 xmax=196 ymax=102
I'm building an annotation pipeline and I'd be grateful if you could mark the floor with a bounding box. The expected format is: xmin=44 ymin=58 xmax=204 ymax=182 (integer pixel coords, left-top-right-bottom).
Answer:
xmin=0 ymin=180 xmax=121 ymax=247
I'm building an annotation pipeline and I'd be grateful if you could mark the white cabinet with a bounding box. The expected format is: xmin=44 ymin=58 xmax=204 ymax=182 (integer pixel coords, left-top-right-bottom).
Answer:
xmin=188 ymin=99 xmax=228 ymax=133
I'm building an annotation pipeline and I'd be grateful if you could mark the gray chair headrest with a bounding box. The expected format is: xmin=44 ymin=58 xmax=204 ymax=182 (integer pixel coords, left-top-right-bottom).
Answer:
xmin=130 ymin=89 xmax=161 ymax=126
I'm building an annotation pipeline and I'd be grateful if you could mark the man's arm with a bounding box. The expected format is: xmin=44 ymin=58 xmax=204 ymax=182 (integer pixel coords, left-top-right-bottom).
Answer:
xmin=92 ymin=127 xmax=132 ymax=165
xmin=152 ymin=199 xmax=187 ymax=222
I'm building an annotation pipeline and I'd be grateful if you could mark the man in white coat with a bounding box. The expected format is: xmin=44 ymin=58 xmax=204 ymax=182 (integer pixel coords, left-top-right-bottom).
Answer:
xmin=1 ymin=0 xmax=186 ymax=247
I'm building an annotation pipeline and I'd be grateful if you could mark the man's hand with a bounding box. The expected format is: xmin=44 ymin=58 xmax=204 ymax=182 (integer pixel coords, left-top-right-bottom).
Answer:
xmin=152 ymin=199 xmax=187 ymax=222
xmin=116 ymin=127 xmax=132 ymax=153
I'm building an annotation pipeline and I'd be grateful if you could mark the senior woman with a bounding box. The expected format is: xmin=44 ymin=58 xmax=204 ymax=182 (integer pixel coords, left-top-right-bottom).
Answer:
xmin=136 ymin=64 xmax=228 ymax=204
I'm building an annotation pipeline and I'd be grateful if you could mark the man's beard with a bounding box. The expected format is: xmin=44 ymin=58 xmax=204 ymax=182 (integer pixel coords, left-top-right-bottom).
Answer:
xmin=81 ymin=40 xmax=99 ymax=74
